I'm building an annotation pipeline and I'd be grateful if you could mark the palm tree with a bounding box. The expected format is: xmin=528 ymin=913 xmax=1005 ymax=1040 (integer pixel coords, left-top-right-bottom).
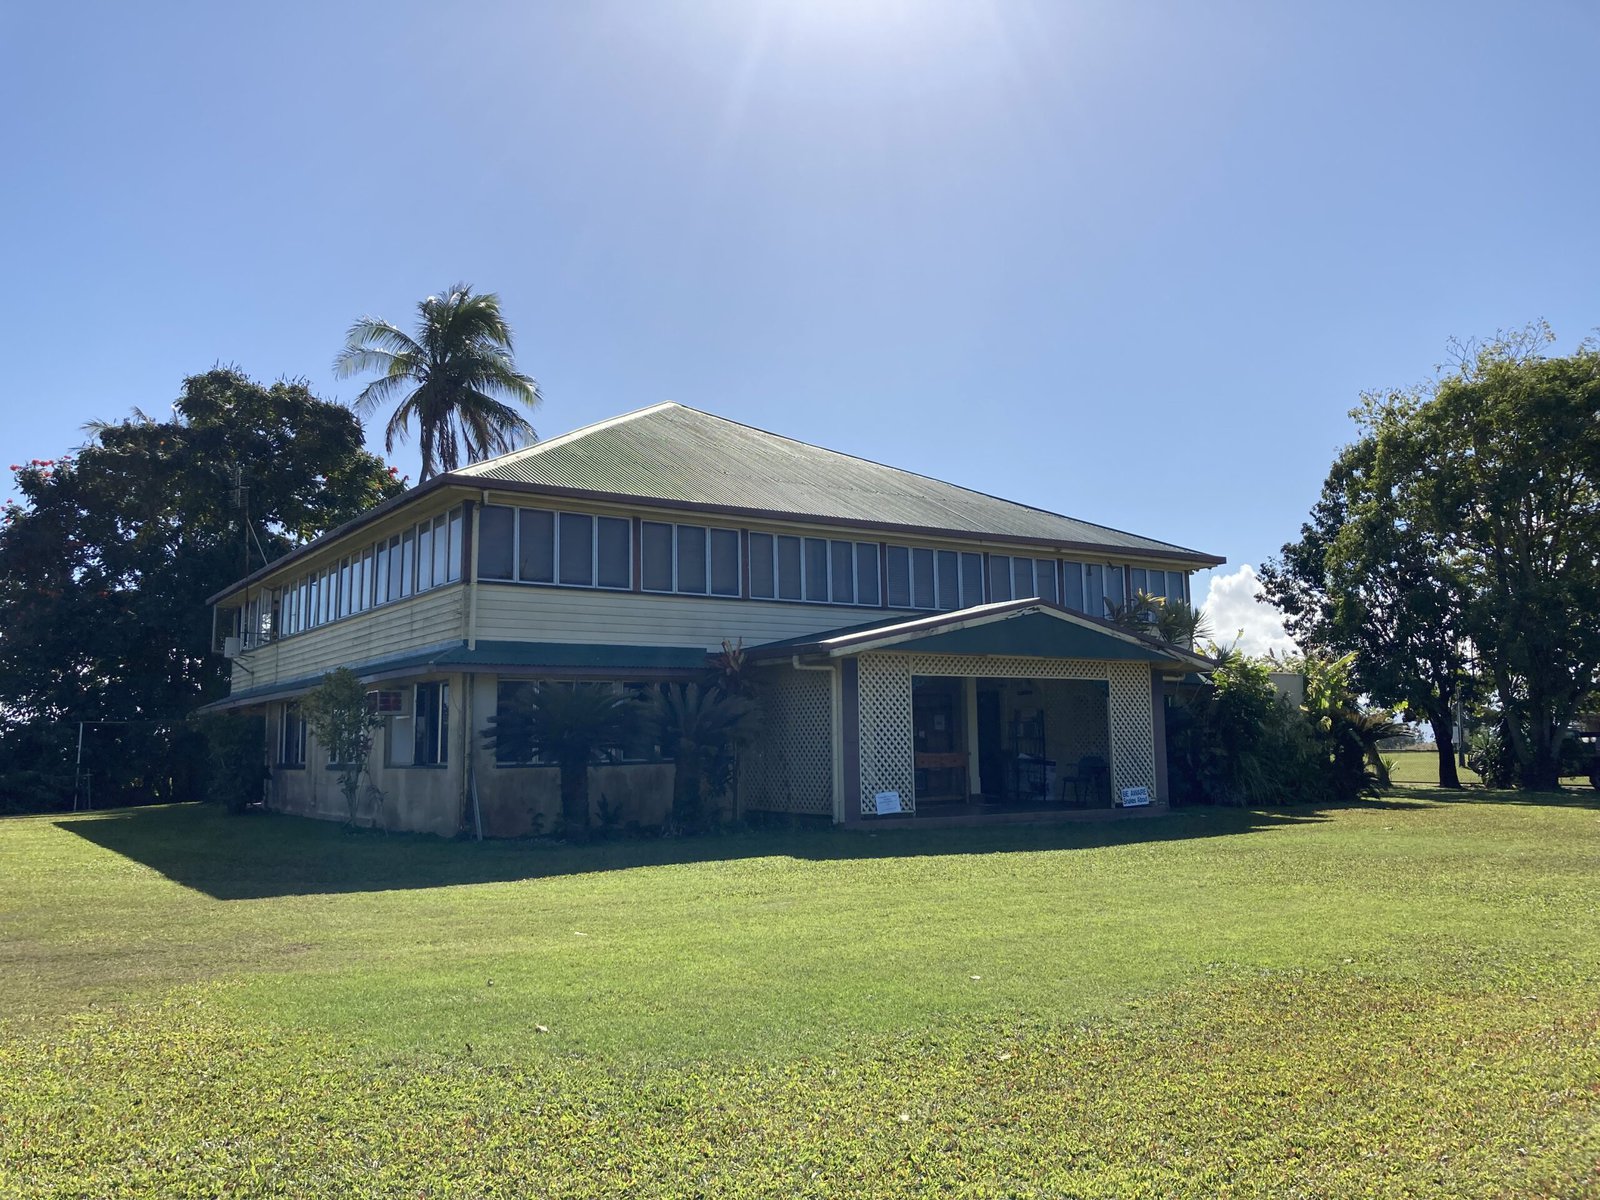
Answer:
xmin=334 ymin=284 xmax=541 ymax=481
xmin=480 ymin=683 xmax=640 ymax=837
xmin=649 ymin=683 xmax=761 ymax=831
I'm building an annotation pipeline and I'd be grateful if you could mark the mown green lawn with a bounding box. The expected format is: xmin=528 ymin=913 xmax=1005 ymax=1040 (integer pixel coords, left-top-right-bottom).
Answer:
xmin=2 ymin=792 xmax=1597 ymax=1198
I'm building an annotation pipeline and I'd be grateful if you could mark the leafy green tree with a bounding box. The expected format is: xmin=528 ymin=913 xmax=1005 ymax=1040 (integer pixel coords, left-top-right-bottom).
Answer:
xmin=301 ymin=669 xmax=384 ymax=826
xmin=334 ymin=284 xmax=542 ymax=481
xmin=0 ymin=368 xmax=401 ymax=808
xmin=1260 ymin=426 xmax=1472 ymax=789
xmin=1397 ymin=326 xmax=1600 ymax=789
xmin=481 ymin=683 xmax=640 ymax=837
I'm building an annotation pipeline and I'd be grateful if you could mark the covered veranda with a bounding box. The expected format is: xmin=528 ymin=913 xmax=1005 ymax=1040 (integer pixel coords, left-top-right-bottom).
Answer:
xmin=747 ymin=599 xmax=1211 ymax=824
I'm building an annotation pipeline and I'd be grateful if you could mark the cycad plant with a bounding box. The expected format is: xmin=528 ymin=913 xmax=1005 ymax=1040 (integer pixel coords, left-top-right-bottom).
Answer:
xmin=1105 ymin=592 xmax=1213 ymax=649
xmin=649 ymin=683 xmax=760 ymax=831
xmin=481 ymin=683 xmax=640 ymax=837
xmin=334 ymin=284 xmax=541 ymax=481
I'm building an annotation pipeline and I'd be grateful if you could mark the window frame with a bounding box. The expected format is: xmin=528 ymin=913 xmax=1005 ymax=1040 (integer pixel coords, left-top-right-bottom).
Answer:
xmin=277 ymin=702 xmax=306 ymax=768
xmin=478 ymin=504 xmax=633 ymax=593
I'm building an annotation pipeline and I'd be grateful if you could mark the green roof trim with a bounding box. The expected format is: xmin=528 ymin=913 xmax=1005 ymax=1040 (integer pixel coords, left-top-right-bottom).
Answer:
xmin=198 ymin=640 xmax=710 ymax=711
xmin=892 ymin=612 xmax=1175 ymax=662
xmin=747 ymin=599 xmax=1214 ymax=671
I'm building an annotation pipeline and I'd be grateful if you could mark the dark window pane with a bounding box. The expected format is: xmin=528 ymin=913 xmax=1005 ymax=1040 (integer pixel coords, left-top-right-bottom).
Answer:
xmin=961 ymin=553 xmax=984 ymax=606
xmin=886 ymin=545 xmax=911 ymax=608
xmin=910 ymin=548 xmax=935 ymax=609
xmin=677 ymin=525 xmax=708 ymax=593
xmin=710 ymin=529 xmax=740 ymax=596
xmin=478 ymin=506 xmax=515 ymax=579
xmin=777 ymin=537 xmax=803 ymax=601
xmin=598 ymin=517 xmax=631 ymax=589
xmin=374 ymin=546 xmax=389 ymax=605
xmin=1105 ymin=564 xmax=1126 ymax=607
xmin=642 ymin=522 xmax=674 ymax=591
xmin=856 ymin=543 xmax=880 ymax=605
xmin=1168 ymin=571 xmax=1185 ymax=602
xmin=988 ymin=555 xmax=1012 ymax=602
xmin=558 ymin=513 xmax=593 ymax=586
xmin=1036 ymin=559 xmax=1058 ymax=605
xmin=1130 ymin=567 xmax=1147 ymax=596
xmin=803 ymin=538 xmax=828 ymax=602
xmin=749 ymin=533 xmax=775 ymax=598
xmin=416 ymin=524 xmax=434 ymax=591
xmin=1062 ymin=561 xmax=1083 ymax=611
xmin=447 ymin=510 xmax=463 ymax=582
xmin=429 ymin=520 xmax=444 ymax=591
xmin=1084 ymin=563 xmax=1105 ymax=617
xmin=493 ymin=681 xmax=539 ymax=765
xmin=830 ymin=541 xmax=854 ymax=603
xmin=388 ymin=537 xmax=403 ymax=600
xmin=400 ymin=534 xmax=415 ymax=597
xmin=519 ymin=510 xmax=555 ymax=583
xmin=936 ymin=550 xmax=959 ymax=610
xmin=414 ymin=682 xmax=438 ymax=765
xmin=1011 ymin=556 xmax=1033 ymax=600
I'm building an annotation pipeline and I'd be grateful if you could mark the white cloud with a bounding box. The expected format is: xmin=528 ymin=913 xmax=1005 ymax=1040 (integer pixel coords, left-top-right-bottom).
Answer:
xmin=1196 ymin=564 xmax=1298 ymax=658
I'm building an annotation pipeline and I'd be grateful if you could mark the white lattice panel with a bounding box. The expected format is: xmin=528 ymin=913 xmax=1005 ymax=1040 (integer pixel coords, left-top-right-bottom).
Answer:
xmin=743 ymin=667 xmax=833 ymax=814
xmin=1105 ymin=661 xmax=1155 ymax=796
xmin=865 ymin=652 xmax=1157 ymax=803
xmin=857 ymin=653 xmax=914 ymax=814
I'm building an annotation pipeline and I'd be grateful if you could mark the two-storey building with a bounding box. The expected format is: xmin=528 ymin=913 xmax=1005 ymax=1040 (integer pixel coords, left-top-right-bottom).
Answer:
xmin=205 ymin=402 xmax=1222 ymax=834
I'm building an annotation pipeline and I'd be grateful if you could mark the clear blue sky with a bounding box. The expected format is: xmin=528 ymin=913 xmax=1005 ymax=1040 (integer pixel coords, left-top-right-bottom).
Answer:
xmin=3 ymin=1 xmax=1596 ymax=635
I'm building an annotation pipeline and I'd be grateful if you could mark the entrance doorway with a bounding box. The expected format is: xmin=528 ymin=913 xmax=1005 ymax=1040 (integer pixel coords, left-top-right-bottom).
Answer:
xmin=912 ymin=676 xmax=967 ymax=804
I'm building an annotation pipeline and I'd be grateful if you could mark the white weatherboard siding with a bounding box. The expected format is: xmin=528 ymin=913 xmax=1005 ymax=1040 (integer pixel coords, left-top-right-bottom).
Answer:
xmin=473 ymin=584 xmax=917 ymax=651
xmin=234 ymin=586 xmax=465 ymax=688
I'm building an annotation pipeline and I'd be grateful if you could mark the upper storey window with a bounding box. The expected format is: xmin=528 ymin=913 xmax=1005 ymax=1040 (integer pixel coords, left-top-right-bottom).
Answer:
xmin=749 ymin=533 xmax=880 ymax=606
xmin=246 ymin=504 xmax=463 ymax=646
xmin=477 ymin=505 xmax=631 ymax=591
xmin=642 ymin=522 xmax=740 ymax=597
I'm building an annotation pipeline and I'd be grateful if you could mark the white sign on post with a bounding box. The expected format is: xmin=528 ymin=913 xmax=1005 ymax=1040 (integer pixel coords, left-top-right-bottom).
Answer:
xmin=874 ymin=790 xmax=903 ymax=815
xmin=1117 ymin=786 xmax=1152 ymax=808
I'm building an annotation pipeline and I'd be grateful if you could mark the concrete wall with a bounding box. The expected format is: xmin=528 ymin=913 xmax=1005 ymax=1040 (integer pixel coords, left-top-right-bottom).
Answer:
xmin=474 ymin=762 xmax=678 ymax=837
xmin=266 ymin=672 xmax=467 ymax=838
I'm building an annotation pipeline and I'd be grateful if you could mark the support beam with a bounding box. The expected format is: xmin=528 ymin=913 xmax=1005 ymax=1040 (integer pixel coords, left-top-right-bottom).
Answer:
xmin=1151 ymin=670 xmax=1169 ymax=803
xmin=965 ymin=677 xmax=982 ymax=796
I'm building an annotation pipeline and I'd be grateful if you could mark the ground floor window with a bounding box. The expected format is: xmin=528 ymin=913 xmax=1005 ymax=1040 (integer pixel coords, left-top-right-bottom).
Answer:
xmin=278 ymin=702 xmax=306 ymax=767
xmin=413 ymin=681 xmax=449 ymax=766
xmin=490 ymin=679 xmax=662 ymax=766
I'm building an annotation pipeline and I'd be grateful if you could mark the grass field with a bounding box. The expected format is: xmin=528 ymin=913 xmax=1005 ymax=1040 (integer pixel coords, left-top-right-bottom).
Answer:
xmin=1385 ymin=747 xmax=1593 ymax=790
xmin=2 ymin=790 xmax=1598 ymax=1197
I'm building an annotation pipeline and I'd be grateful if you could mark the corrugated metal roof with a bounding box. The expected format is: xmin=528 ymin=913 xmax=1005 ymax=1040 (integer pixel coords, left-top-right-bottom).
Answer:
xmin=456 ymin=403 xmax=1221 ymax=562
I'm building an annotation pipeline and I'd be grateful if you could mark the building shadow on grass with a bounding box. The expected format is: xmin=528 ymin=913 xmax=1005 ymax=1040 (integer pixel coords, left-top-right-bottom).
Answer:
xmin=1387 ymin=783 xmax=1600 ymax=810
xmin=54 ymin=801 xmax=1332 ymax=902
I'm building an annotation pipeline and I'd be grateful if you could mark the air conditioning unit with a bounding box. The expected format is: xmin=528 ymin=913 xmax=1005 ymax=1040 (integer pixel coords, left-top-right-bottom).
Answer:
xmin=368 ymin=689 xmax=407 ymax=715
xmin=223 ymin=636 xmax=242 ymax=659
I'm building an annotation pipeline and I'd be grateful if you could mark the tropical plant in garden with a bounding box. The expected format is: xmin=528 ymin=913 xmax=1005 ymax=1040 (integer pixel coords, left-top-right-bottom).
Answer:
xmin=1165 ymin=648 xmax=1397 ymax=807
xmin=301 ymin=669 xmax=384 ymax=827
xmin=1106 ymin=593 xmax=1212 ymax=649
xmin=649 ymin=683 xmax=760 ymax=831
xmin=480 ymin=683 xmax=640 ymax=837
xmin=334 ymin=284 xmax=541 ymax=481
